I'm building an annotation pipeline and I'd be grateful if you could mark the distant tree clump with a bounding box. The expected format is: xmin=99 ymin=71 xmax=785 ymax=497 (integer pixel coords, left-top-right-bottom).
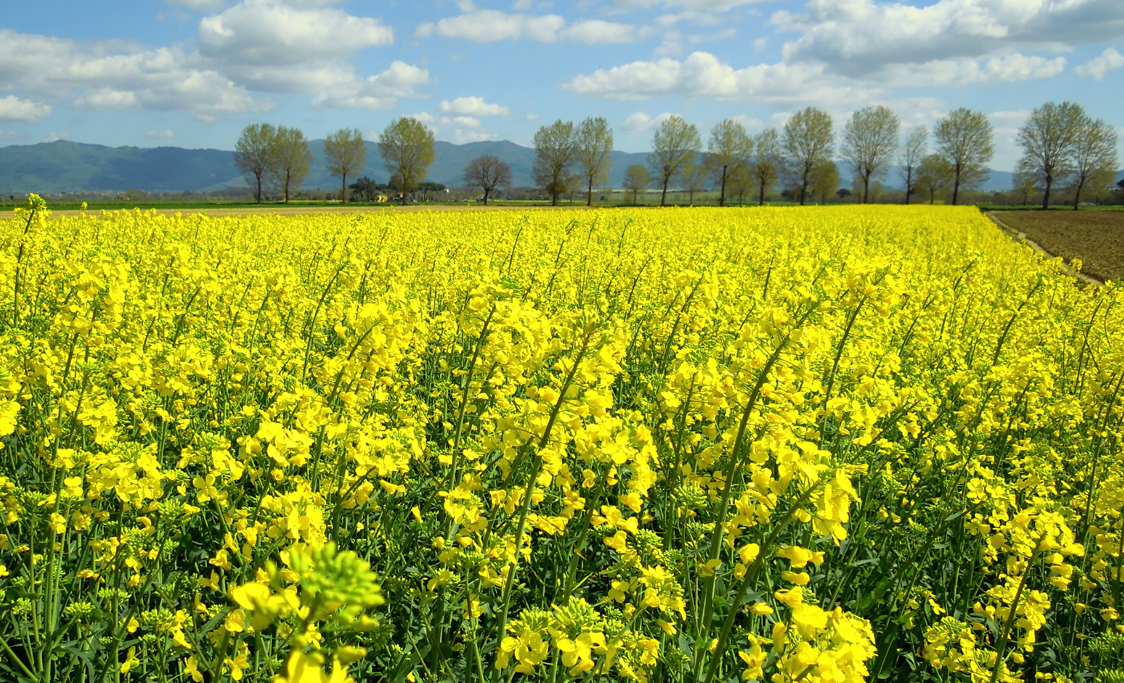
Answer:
xmin=706 ymin=119 xmax=753 ymax=207
xmin=842 ymin=105 xmax=900 ymax=204
xmin=682 ymin=163 xmax=708 ymax=206
xmin=934 ymin=108 xmax=993 ymax=205
xmin=809 ymin=161 xmax=840 ymax=205
xmin=916 ymin=154 xmax=953 ymax=205
xmin=782 ymin=107 xmax=834 ymax=205
xmin=899 ymin=126 xmax=928 ymax=204
xmin=751 ymin=128 xmax=784 ymax=206
xmin=234 ymin=123 xmax=277 ymax=204
xmin=463 ymin=154 xmax=512 ymax=205
xmin=574 ymin=117 xmax=613 ymax=206
xmin=1015 ymin=102 xmax=1086 ymax=209
xmin=379 ymin=117 xmax=435 ymax=205
xmin=1070 ymin=116 xmax=1118 ymax=210
xmin=623 ymin=164 xmax=650 ymax=205
xmin=324 ymin=128 xmax=366 ymax=204
xmin=271 ymin=126 xmax=312 ymax=204
xmin=532 ymin=120 xmax=577 ymax=206
xmin=649 ymin=115 xmax=701 ymax=207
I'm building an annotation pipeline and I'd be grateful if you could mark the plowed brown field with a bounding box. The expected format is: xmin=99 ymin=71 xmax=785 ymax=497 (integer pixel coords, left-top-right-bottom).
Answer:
xmin=990 ymin=210 xmax=1124 ymax=283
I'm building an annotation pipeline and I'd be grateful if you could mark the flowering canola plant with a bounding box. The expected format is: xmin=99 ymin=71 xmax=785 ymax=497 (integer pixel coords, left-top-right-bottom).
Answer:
xmin=1 ymin=198 xmax=1123 ymax=683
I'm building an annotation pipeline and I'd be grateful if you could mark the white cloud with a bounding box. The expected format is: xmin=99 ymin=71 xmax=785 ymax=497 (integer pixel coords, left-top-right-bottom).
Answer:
xmin=417 ymin=10 xmax=566 ymax=42
xmin=44 ymin=132 xmax=70 ymax=143
xmin=564 ymin=51 xmax=870 ymax=105
xmin=74 ymin=88 xmax=140 ymax=110
xmin=411 ymin=111 xmax=498 ymax=144
xmin=773 ymin=0 xmax=1124 ymax=78
xmin=622 ymin=111 xmax=675 ymax=132
xmin=164 ymin=0 xmax=226 ymax=10
xmin=526 ymin=113 xmax=540 ymax=121
xmin=0 ymin=29 xmax=266 ymax=120
xmin=198 ymin=0 xmax=393 ymax=67
xmin=147 ymin=129 xmax=176 ymax=139
xmin=617 ymin=0 xmax=768 ymax=10
xmin=439 ymin=96 xmax=510 ymax=117
xmin=562 ymin=20 xmax=648 ymax=44
xmin=0 ymin=95 xmax=52 ymax=123
xmin=0 ymin=130 xmax=33 ymax=142
xmin=1076 ymin=47 xmax=1124 ymax=79
xmin=871 ymin=53 xmax=1067 ymax=86
xmin=417 ymin=10 xmax=644 ymax=44
xmin=311 ymin=61 xmax=431 ymax=109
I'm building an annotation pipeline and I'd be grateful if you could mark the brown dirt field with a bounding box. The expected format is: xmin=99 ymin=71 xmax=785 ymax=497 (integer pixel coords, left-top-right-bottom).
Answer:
xmin=990 ymin=210 xmax=1124 ymax=284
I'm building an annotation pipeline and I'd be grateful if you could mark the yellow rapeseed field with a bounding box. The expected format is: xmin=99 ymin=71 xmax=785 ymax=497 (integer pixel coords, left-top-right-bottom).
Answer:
xmin=1 ymin=198 xmax=1122 ymax=683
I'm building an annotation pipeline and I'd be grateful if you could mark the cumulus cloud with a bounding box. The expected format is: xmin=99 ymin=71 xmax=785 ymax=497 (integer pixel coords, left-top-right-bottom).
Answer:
xmin=622 ymin=111 xmax=676 ymax=132
xmin=311 ymin=61 xmax=431 ymax=109
xmin=146 ymin=129 xmax=176 ymax=139
xmin=616 ymin=0 xmax=769 ymax=10
xmin=417 ymin=10 xmax=645 ymax=44
xmin=1076 ymin=47 xmax=1124 ymax=79
xmin=0 ymin=95 xmax=53 ymax=123
xmin=773 ymin=0 xmax=1124 ymax=78
xmin=0 ymin=29 xmax=266 ymax=120
xmin=564 ymin=51 xmax=870 ymax=106
xmin=417 ymin=10 xmax=566 ymax=42
xmin=164 ymin=0 xmax=226 ymax=10
xmin=439 ymin=97 xmax=510 ymax=117
xmin=44 ymin=132 xmax=70 ymax=143
xmin=871 ymin=53 xmax=1067 ymax=86
xmin=199 ymin=0 xmax=392 ymax=66
xmin=563 ymin=20 xmax=649 ymax=44
xmin=412 ymin=111 xmax=498 ymax=144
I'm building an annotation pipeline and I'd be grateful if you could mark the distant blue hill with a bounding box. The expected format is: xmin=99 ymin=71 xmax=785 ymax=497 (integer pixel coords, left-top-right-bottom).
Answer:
xmin=0 ymin=139 xmax=1117 ymax=195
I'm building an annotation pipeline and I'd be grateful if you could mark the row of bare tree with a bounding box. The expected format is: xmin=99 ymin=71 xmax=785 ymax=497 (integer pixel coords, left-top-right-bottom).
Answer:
xmin=237 ymin=102 xmax=1118 ymax=208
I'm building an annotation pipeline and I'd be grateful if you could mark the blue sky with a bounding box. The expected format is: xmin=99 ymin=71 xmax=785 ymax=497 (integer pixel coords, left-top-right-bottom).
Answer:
xmin=1 ymin=0 xmax=1122 ymax=170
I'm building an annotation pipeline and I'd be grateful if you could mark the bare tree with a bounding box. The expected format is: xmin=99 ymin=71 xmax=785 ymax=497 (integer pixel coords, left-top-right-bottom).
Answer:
xmin=751 ymin=128 xmax=784 ymax=206
xmin=916 ymin=154 xmax=953 ymax=205
xmin=682 ymin=164 xmax=708 ymax=206
xmin=575 ymin=117 xmax=613 ymax=206
xmin=532 ymin=120 xmax=576 ymax=206
xmin=727 ymin=162 xmax=753 ymax=205
xmin=379 ymin=117 xmax=435 ymax=205
xmin=809 ymin=160 xmax=840 ymax=205
xmin=624 ymin=164 xmax=650 ymax=205
xmin=649 ymin=115 xmax=701 ymax=206
xmin=463 ymin=154 xmax=512 ymax=205
xmin=1071 ymin=117 xmax=1118 ymax=210
xmin=706 ymin=119 xmax=753 ymax=206
xmin=782 ymin=107 xmax=834 ymax=205
xmin=1012 ymin=157 xmax=1039 ymax=206
xmin=842 ymin=105 xmax=900 ymax=203
xmin=234 ymin=123 xmax=277 ymax=204
xmin=1015 ymin=102 xmax=1084 ymax=210
xmin=934 ymin=108 xmax=993 ymax=205
xmin=324 ymin=128 xmax=366 ymax=204
xmin=899 ymin=126 xmax=928 ymax=204
xmin=271 ymin=126 xmax=312 ymax=204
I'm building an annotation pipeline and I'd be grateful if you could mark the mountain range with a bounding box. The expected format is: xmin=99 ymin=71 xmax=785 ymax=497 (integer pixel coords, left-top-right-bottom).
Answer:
xmin=1 ymin=139 xmax=1119 ymax=196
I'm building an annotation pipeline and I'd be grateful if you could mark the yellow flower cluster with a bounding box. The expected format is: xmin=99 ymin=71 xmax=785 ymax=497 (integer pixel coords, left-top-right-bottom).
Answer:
xmin=1 ymin=199 xmax=1123 ymax=682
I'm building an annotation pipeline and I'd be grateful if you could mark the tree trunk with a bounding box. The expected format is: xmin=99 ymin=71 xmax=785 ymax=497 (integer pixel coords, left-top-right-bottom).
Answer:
xmin=951 ymin=168 xmax=960 ymax=206
xmin=719 ymin=166 xmax=727 ymax=207
xmin=341 ymin=173 xmax=347 ymax=204
xmin=256 ymin=173 xmax=263 ymax=204
xmin=660 ymin=178 xmax=668 ymax=207
xmin=1042 ymin=176 xmax=1052 ymax=210
xmin=800 ymin=167 xmax=809 ymax=206
xmin=1074 ymin=178 xmax=1085 ymax=210
xmin=284 ymin=171 xmax=290 ymax=204
xmin=863 ymin=174 xmax=870 ymax=204
xmin=904 ymin=168 xmax=912 ymax=204
xmin=759 ymin=181 xmax=765 ymax=207
xmin=587 ymin=177 xmax=593 ymax=207
xmin=483 ymin=188 xmax=490 ymax=206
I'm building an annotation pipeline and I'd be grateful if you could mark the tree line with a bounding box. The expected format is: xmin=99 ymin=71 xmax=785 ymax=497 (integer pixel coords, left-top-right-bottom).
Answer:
xmin=235 ymin=102 xmax=1118 ymax=207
